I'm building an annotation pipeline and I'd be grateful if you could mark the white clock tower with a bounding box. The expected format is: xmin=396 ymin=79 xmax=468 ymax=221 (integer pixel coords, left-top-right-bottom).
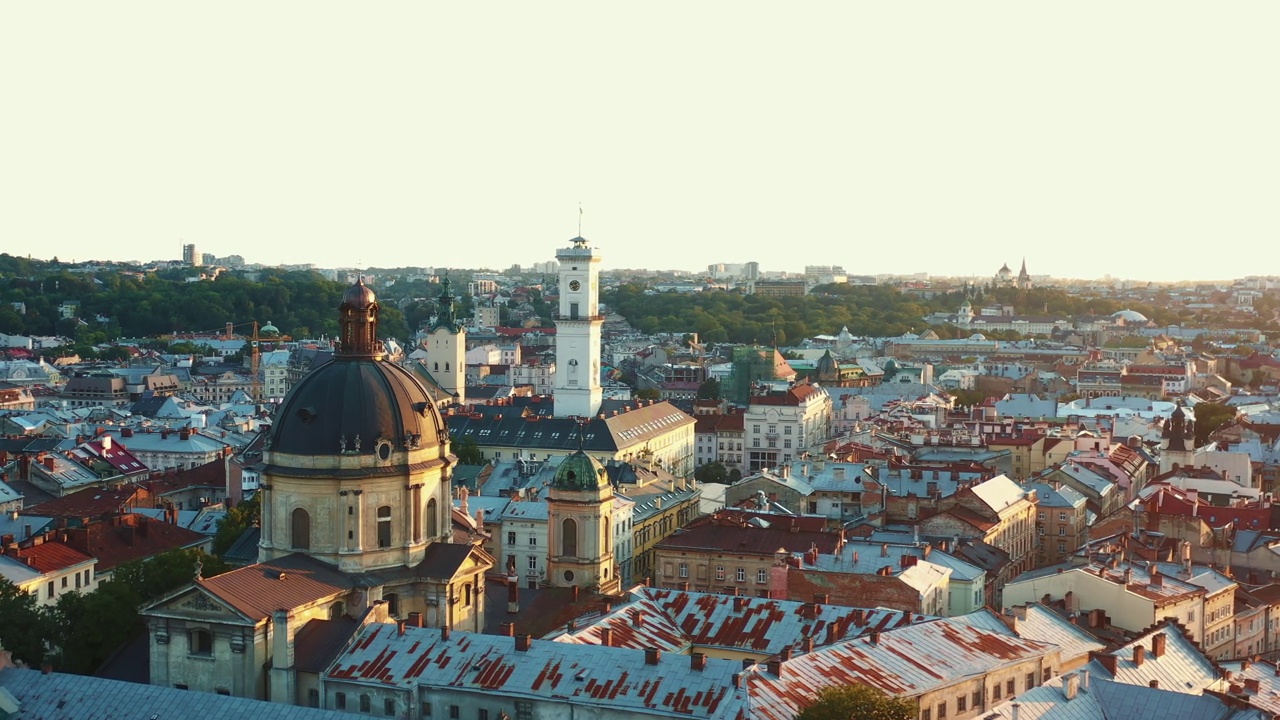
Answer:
xmin=553 ymin=236 xmax=603 ymax=418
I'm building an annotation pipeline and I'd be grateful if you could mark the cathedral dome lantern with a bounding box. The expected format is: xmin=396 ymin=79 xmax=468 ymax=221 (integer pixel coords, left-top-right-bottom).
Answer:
xmin=551 ymin=449 xmax=608 ymax=492
xmin=338 ymin=278 xmax=381 ymax=359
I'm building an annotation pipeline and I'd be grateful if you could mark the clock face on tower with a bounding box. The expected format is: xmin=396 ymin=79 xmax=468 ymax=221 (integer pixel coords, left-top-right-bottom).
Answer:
xmin=569 ymin=280 xmax=581 ymax=291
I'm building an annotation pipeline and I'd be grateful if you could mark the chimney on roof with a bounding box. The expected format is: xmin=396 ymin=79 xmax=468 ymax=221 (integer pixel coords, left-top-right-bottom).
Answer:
xmin=644 ymin=648 xmax=661 ymax=666
xmin=690 ymin=652 xmax=706 ymax=671
xmin=869 ymin=631 xmax=880 ymax=645
xmin=1133 ymin=646 xmax=1145 ymax=667
xmin=42 ymin=456 xmax=54 ymax=471
xmin=1152 ymin=633 xmax=1167 ymax=658
xmin=631 ymin=611 xmax=643 ymax=628
xmin=1148 ymin=679 xmax=1158 ymax=689
xmin=514 ymin=634 xmax=531 ymax=652
xmin=599 ymin=627 xmax=613 ymax=647
xmin=408 ymin=612 xmax=423 ymax=628
xmin=498 ymin=622 xmax=514 ymax=637
xmin=396 ymin=620 xmax=406 ymax=636
xmin=1010 ymin=703 xmax=1021 ymax=720
xmin=766 ymin=659 xmax=782 ymax=676
xmin=122 ymin=427 xmax=133 ymax=438
xmin=732 ymin=673 xmax=741 ymax=688
xmin=1245 ymin=678 xmax=1261 ymax=694
xmin=734 ymin=596 xmax=748 ymax=612
xmin=813 ymin=593 xmax=829 ymax=605
xmin=803 ymin=636 xmax=815 ymax=653
xmin=1063 ymin=672 xmax=1080 ymax=700
xmin=880 ymin=543 xmax=889 ymax=557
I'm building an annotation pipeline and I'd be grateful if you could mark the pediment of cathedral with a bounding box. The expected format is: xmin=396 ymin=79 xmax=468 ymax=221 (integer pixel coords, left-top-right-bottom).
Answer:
xmin=143 ymin=585 xmax=255 ymax=624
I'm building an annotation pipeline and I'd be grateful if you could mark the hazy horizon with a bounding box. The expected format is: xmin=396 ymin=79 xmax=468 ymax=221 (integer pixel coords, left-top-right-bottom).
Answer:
xmin=4 ymin=2 xmax=1277 ymax=283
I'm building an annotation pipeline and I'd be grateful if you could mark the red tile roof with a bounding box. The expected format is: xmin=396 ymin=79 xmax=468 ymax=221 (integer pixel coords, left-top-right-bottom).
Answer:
xmin=65 ymin=514 xmax=208 ymax=572
xmin=16 ymin=540 xmax=94 ymax=574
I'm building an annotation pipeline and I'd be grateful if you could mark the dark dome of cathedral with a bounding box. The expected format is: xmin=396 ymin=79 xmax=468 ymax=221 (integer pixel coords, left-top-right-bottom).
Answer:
xmin=552 ymin=449 xmax=607 ymax=491
xmin=269 ymin=358 xmax=445 ymax=457
xmin=267 ymin=278 xmax=446 ymax=458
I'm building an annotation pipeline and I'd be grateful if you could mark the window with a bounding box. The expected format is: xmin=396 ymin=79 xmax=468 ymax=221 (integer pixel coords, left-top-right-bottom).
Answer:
xmin=426 ymin=498 xmax=438 ymax=538
xmin=479 ymin=711 xmax=489 ymax=720
xmin=46 ymin=581 xmax=53 ymax=599
xmin=450 ymin=706 xmax=460 ymax=719
xmin=1058 ymin=527 xmax=1066 ymax=536
xmin=1026 ymin=672 xmax=1035 ymax=689
xmin=937 ymin=701 xmax=947 ymax=718
xmin=784 ymin=439 xmax=792 ymax=448
xmin=528 ymin=536 xmax=537 ymax=546
xmin=1037 ymin=511 xmax=1045 ymax=520
xmin=972 ymin=690 xmax=982 ymax=707
xmin=922 ymin=709 xmax=931 ymax=720
xmin=1006 ymin=678 xmax=1015 ymax=696
xmin=715 ymin=566 xmax=725 ymax=581
xmin=74 ymin=572 xmax=80 ymax=589
xmin=422 ymin=702 xmax=433 ymax=716
xmin=736 ymin=567 xmax=746 ymax=582
xmin=562 ymin=518 xmax=578 ymax=557
xmin=515 ymin=701 xmax=533 ymax=720
xmin=992 ymin=684 xmax=1001 ymax=700
xmin=377 ymin=505 xmax=393 ymax=548
xmin=361 ymin=694 xmax=372 ymax=712
xmin=757 ymin=568 xmax=768 ymax=584
xmin=956 ymin=695 xmax=966 ymax=712
xmin=528 ymin=556 xmax=538 ymax=571
xmin=385 ymin=699 xmax=396 ymax=716
xmin=291 ymin=508 xmax=311 ymax=550
xmin=336 ymin=693 xmax=347 ymax=710
xmin=679 ymin=563 xmax=688 ymax=578
xmin=61 ymin=576 xmax=68 ymax=588
xmin=189 ymin=629 xmax=213 ymax=656
xmin=1058 ymin=512 xmax=1067 ymax=522
xmin=508 ymin=531 xmax=517 ymax=545
xmin=1043 ymin=668 xmax=1052 ymax=682
xmin=308 ymin=689 xmax=320 ymax=707
xmin=1057 ymin=542 xmax=1066 ymax=553
xmin=464 ymin=583 xmax=472 ymax=607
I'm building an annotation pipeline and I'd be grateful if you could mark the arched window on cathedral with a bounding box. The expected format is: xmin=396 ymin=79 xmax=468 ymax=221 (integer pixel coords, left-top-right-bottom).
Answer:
xmin=433 ymin=362 xmax=439 ymax=371
xmin=444 ymin=362 xmax=450 ymax=372
xmin=291 ymin=508 xmax=310 ymax=550
xmin=377 ymin=506 xmax=392 ymax=548
xmin=562 ymin=518 xmax=578 ymax=558
xmin=426 ymin=499 xmax=438 ymax=538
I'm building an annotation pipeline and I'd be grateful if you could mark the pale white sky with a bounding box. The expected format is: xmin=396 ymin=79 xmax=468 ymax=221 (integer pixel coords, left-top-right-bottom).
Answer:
xmin=3 ymin=3 xmax=1276 ymax=281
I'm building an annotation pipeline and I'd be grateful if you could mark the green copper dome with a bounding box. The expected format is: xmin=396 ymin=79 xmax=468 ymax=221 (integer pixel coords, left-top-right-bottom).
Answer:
xmin=552 ymin=449 xmax=608 ymax=491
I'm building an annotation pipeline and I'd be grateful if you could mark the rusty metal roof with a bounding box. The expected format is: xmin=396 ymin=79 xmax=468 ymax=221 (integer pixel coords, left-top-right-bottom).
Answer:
xmin=744 ymin=617 xmax=1061 ymax=720
xmin=196 ymin=553 xmax=353 ymax=622
xmin=325 ymin=623 xmax=748 ymax=719
xmin=549 ymin=587 xmax=934 ymax=656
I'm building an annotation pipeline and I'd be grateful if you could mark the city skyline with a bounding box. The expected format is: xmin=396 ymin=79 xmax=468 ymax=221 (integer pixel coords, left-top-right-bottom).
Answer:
xmin=3 ymin=3 xmax=1277 ymax=282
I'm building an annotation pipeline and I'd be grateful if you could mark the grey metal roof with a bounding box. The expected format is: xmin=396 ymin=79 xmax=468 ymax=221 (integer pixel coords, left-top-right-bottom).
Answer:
xmin=0 ymin=666 xmax=357 ymax=719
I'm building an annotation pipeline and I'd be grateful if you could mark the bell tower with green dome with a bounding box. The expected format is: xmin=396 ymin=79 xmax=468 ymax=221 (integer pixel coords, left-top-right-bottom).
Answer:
xmin=545 ymin=448 xmax=620 ymax=594
xmin=424 ymin=275 xmax=465 ymax=405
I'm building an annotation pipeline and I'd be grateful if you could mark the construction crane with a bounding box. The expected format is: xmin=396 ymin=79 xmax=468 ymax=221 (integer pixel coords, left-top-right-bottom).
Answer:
xmin=223 ymin=320 xmax=289 ymax=404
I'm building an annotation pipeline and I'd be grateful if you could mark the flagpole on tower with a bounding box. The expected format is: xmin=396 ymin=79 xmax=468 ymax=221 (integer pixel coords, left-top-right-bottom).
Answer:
xmin=578 ymin=203 xmax=583 ymax=237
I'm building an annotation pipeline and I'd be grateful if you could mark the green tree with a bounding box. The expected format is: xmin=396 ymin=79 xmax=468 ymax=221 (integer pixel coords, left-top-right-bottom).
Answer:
xmin=636 ymin=388 xmax=661 ymax=400
xmin=0 ymin=578 xmax=51 ymax=666
xmin=1193 ymin=402 xmax=1238 ymax=447
xmin=697 ymin=378 xmax=721 ymax=400
xmin=795 ymin=684 xmax=915 ymax=720
xmin=213 ymin=495 xmax=260 ymax=556
xmin=453 ymin=435 xmax=484 ymax=465
xmin=695 ymin=461 xmax=729 ymax=484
